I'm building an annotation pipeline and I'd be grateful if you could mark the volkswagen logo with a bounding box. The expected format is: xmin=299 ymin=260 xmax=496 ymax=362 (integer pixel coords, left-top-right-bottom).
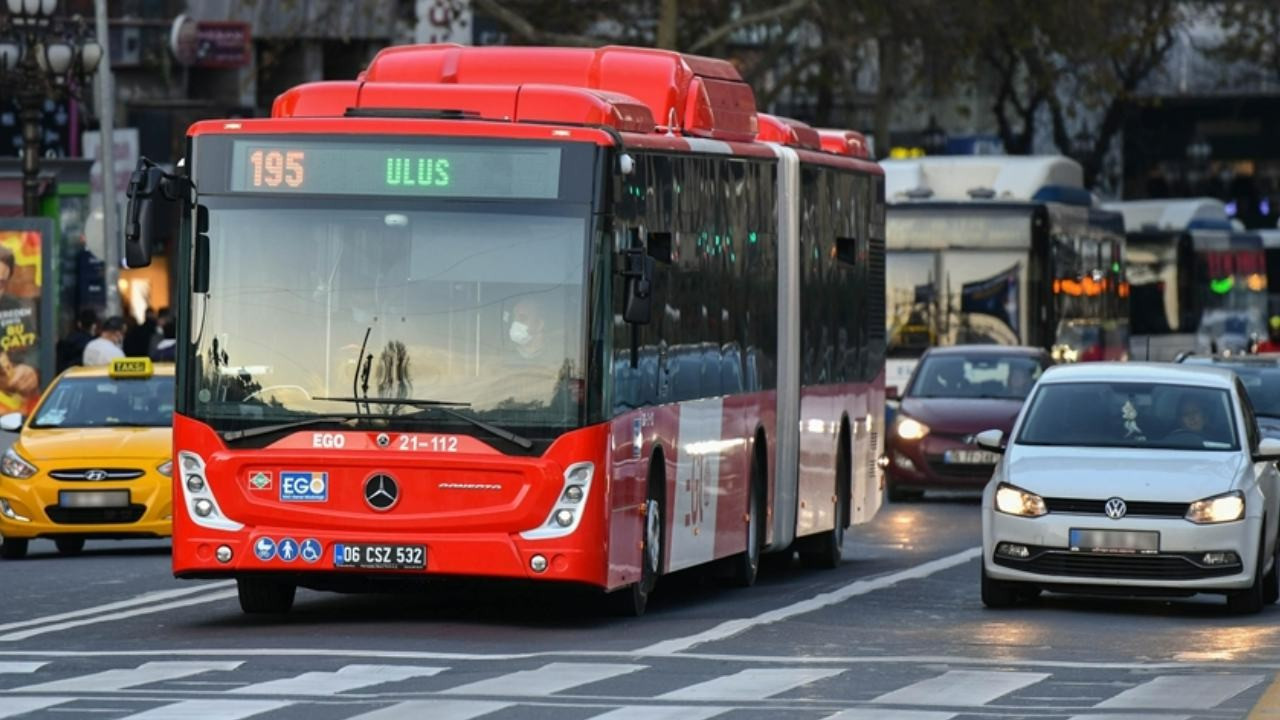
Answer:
xmin=1104 ymin=497 xmax=1127 ymax=520
xmin=364 ymin=473 xmax=399 ymax=512
xmin=84 ymin=469 xmax=108 ymax=482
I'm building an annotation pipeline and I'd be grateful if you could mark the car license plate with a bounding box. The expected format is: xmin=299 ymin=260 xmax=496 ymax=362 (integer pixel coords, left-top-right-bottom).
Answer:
xmin=58 ymin=490 xmax=130 ymax=508
xmin=944 ymin=449 xmax=1000 ymax=464
xmin=1070 ymin=528 xmax=1159 ymax=554
xmin=332 ymin=543 xmax=426 ymax=570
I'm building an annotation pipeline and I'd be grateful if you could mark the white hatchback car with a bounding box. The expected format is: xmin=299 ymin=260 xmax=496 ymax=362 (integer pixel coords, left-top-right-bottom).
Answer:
xmin=980 ymin=362 xmax=1280 ymax=613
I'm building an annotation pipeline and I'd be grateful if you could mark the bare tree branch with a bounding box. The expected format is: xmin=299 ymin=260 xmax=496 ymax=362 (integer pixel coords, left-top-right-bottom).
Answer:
xmin=471 ymin=0 xmax=599 ymax=46
xmin=687 ymin=0 xmax=813 ymax=54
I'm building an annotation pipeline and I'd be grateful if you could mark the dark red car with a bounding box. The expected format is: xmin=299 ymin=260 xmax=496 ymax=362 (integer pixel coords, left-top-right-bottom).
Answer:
xmin=886 ymin=345 xmax=1052 ymax=500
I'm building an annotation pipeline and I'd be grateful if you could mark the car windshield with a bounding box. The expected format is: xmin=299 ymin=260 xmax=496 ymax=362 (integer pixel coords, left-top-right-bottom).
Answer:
xmin=31 ymin=376 xmax=174 ymax=429
xmin=907 ymin=354 xmax=1046 ymax=399
xmin=1018 ymin=381 xmax=1239 ymax=451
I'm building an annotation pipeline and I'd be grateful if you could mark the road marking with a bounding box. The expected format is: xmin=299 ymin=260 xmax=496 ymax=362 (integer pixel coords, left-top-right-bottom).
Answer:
xmin=824 ymin=707 xmax=957 ymax=712
xmin=12 ymin=661 xmax=242 ymax=693
xmin=589 ymin=707 xmax=732 ymax=720
xmin=5 ymin=648 xmax=1280 ymax=672
xmin=636 ymin=546 xmax=982 ymax=654
xmin=1250 ymin=671 xmax=1280 ymax=718
xmin=871 ymin=670 xmax=1050 ymax=707
xmin=0 ymin=661 xmax=46 ymax=673
xmin=658 ymin=668 xmax=843 ymax=700
xmin=0 ymin=590 xmax=239 ymax=642
xmin=347 ymin=700 xmax=513 ymax=720
xmin=227 ymin=664 xmax=445 ymax=695
xmin=0 ymin=697 xmax=75 ymax=719
xmin=1098 ymin=674 xmax=1265 ymax=710
xmin=0 ymin=582 xmax=234 ymax=634
xmin=442 ymin=662 xmax=646 ymax=697
xmin=114 ymin=699 xmax=291 ymax=719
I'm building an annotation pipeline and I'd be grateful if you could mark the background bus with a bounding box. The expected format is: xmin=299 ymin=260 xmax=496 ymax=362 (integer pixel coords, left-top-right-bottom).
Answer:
xmin=881 ymin=156 xmax=1129 ymax=394
xmin=125 ymin=44 xmax=885 ymax=617
xmin=1104 ymin=198 xmax=1268 ymax=360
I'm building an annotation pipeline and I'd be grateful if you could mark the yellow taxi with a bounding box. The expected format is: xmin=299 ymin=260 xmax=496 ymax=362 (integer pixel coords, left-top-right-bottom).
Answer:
xmin=0 ymin=357 xmax=173 ymax=559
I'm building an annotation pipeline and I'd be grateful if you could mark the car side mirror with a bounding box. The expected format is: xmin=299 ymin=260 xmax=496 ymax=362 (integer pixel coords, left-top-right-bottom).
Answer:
xmin=886 ymin=385 xmax=900 ymax=401
xmin=975 ymin=428 xmax=1005 ymax=453
xmin=1254 ymin=437 xmax=1280 ymax=462
xmin=0 ymin=412 xmax=24 ymax=432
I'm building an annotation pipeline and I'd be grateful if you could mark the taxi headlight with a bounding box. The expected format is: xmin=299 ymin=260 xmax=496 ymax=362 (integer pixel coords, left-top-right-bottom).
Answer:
xmin=995 ymin=483 xmax=1047 ymax=518
xmin=0 ymin=448 xmax=37 ymax=479
xmin=1186 ymin=491 xmax=1245 ymax=524
xmin=895 ymin=416 xmax=929 ymax=441
xmin=157 ymin=460 xmax=173 ymax=477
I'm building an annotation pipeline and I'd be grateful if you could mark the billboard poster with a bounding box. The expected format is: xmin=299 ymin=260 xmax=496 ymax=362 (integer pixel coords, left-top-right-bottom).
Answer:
xmin=960 ymin=263 xmax=1020 ymax=337
xmin=0 ymin=230 xmax=43 ymax=413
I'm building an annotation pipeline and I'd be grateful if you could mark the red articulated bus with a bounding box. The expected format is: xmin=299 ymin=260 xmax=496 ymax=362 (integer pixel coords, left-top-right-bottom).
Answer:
xmin=124 ymin=44 xmax=886 ymax=616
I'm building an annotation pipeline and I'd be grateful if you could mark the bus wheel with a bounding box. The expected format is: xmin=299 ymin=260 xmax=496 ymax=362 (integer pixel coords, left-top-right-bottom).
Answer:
xmin=613 ymin=467 xmax=664 ymax=617
xmin=237 ymin=577 xmax=296 ymax=615
xmin=729 ymin=461 xmax=764 ymax=587
xmin=801 ymin=428 xmax=849 ymax=569
xmin=55 ymin=538 xmax=85 ymax=556
xmin=0 ymin=538 xmax=27 ymax=560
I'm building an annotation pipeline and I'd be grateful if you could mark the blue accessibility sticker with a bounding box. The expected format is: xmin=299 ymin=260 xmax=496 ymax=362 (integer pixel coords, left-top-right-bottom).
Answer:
xmin=299 ymin=538 xmax=322 ymax=564
xmin=281 ymin=471 xmax=328 ymax=502
xmin=253 ymin=537 xmax=276 ymax=562
xmin=277 ymin=537 xmax=299 ymax=563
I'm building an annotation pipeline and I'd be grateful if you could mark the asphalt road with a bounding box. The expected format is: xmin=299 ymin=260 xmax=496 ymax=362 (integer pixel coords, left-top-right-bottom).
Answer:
xmin=2 ymin=493 xmax=1279 ymax=719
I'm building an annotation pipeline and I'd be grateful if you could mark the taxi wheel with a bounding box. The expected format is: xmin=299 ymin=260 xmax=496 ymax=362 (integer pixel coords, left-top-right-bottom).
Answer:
xmin=0 ymin=538 xmax=27 ymax=560
xmin=55 ymin=538 xmax=85 ymax=556
xmin=980 ymin=565 xmax=1022 ymax=609
xmin=237 ymin=577 xmax=296 ymax=615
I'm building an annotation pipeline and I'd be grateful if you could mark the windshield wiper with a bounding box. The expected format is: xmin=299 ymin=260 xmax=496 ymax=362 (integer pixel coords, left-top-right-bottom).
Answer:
xmin=221 ymin=415 xmax=358 ymax=441
xmin=314 ymin=396 xmax=534 ymax=450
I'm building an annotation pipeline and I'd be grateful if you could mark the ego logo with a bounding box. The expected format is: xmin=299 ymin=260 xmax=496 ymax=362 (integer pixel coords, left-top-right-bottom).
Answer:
xmin=312 ymin=433 xmax=346 ymax=449
xmin=280 ymin=471 xmax=328 ymax=502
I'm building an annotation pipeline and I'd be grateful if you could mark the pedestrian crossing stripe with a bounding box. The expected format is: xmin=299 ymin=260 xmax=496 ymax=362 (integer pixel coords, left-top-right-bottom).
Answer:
xmin=0 ymin=660 xmax=1269 ymax=719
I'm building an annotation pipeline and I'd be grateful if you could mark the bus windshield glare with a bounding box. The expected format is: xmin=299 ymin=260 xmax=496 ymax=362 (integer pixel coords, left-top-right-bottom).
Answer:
xmin=190 ymin=197 xmax=588 ymax=435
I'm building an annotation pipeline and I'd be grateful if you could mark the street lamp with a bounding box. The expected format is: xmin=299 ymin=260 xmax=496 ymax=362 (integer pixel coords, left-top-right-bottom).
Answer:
xmin=0 ymin=0 xmax=101 ymax=217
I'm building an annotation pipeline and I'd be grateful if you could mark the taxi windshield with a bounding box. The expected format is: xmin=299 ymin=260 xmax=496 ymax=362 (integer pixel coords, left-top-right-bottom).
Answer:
xmin=31 ymin=376 xmax=174 ymax=429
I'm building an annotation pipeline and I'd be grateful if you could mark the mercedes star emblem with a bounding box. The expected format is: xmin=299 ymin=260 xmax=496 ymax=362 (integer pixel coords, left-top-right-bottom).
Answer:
xmin=376 ymin=433 xmax=391 ymax=448
xmin=1104 ymin=497 xmax=1127 ymax=520
xmin=85 ymin=469 xmax=108 ymax=481
xmin=364 ymin=473 xmax=399 ymax=512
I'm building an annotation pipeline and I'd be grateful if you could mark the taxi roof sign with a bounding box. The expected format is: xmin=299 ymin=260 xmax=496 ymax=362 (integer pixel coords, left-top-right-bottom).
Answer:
xmin=109 ymin=357 xmax=154 ymax=379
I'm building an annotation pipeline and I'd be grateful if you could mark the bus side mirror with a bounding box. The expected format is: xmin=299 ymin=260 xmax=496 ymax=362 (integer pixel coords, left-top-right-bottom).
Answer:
xmin=124 ymin=158 xmax=184 ymax=269
xmin=622 ymin=246 xmax=654 ymax=325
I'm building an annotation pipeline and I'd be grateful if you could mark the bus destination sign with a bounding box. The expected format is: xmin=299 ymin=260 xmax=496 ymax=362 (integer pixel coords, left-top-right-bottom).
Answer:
xmin=229 ymin=140 xmax=562 ymax=199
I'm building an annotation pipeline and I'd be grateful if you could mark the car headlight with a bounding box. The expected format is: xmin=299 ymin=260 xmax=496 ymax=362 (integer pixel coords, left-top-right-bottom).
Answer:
xmin=0 ymin=447 xmax=37 ymax=479
xmin=995 ymin=483 xmax=1047 ymax=518
xmin=1186 ymin=491 xmax=1245 ymax=524
xmin=157 ymin=460 xmax=173 ymax=477
xmin=895 ymin=416 xmax=930 ymax=441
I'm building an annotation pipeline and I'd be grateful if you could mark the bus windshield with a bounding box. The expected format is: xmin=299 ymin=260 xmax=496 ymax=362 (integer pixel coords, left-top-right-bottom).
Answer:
xmin=189 ymin=196 xmax=589 ymax=436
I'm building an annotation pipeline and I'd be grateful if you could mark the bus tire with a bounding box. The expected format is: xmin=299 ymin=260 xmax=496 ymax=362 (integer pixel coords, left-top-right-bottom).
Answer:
xmin=728 ymin=450 xmax=765 ymax=588
xmin=237 ymin=577 xmax=296 ymax=615
xmin=612 ymin=457 xmax=665 ymax=617
xmin=0 ymin=538 xmax=27 ymax=560
xmin=801 ymin=423 xmax=850 ymax=569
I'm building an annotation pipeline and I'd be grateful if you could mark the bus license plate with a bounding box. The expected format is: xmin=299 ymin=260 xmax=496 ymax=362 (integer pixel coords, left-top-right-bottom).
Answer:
xmin=332 ymin=543 xmax=426 ymax=570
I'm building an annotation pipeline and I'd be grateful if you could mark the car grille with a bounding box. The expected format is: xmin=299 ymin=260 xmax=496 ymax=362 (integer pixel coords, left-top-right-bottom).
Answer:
xmin=925 ymin=457 xmax=996 ymax=479
xmin=1044 ymin=497 xmax=1189 ymax=518
xmin=49 ymin=468 xmax=146 ymax=481
xmin=995 ymin=550 xmax=1240 ymax=580
xmin=44 ymin=504 xmax=147 ymax=525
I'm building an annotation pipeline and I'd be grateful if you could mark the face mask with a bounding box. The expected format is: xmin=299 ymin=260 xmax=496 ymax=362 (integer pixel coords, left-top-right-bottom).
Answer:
xmin=509 ymin=321 xmax=531 ymax=346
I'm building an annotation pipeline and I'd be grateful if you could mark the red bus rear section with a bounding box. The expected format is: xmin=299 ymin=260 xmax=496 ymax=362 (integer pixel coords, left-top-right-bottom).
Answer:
xmin=157 ymin=44 xmax=886 ymax=615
